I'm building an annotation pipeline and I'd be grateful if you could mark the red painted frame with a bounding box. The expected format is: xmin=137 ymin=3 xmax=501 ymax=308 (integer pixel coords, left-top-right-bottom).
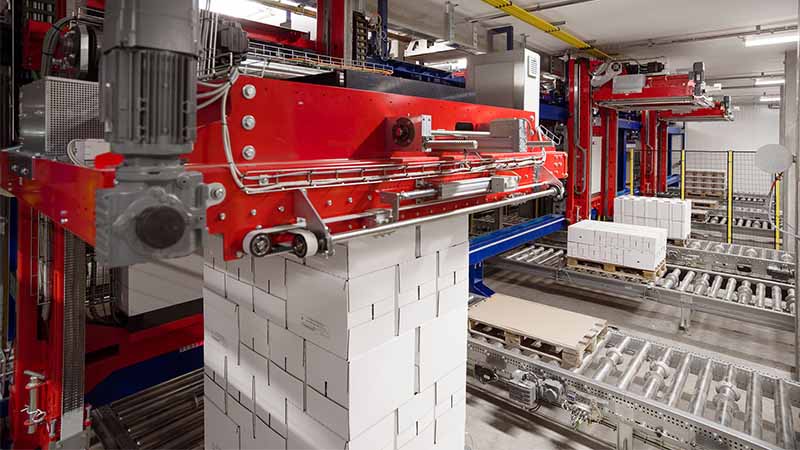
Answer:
xmin=599 ymin=108 xmax=618 ymax=218
xmin=659 ymin=102 xmax=732 ymax=122
xmin=566 ymin=59 xmax=592 ymax=223
xmin=639 ymin=111 xmax=658 ymax=196
xmin=594 ymin=74 xmax=699 ymax=106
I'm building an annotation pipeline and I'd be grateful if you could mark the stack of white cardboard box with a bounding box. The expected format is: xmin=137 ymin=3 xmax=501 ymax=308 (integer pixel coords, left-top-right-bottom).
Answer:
xmin=567 ymin=220 xmax=667 ymax=272
xmin=203 ymin=216 xmax=470 ymax=450
xmin=613 ymin=195 xmax=692 ymax=241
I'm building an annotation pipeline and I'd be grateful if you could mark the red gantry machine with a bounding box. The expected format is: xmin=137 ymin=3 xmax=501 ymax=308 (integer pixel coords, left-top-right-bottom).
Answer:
xmin=565 ymin=58 xmax=729 ymax=223
xmin=1 ymin=0 xmax=566 ymax=448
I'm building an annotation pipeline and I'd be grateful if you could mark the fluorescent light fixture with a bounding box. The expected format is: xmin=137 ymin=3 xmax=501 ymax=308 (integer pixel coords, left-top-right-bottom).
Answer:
xmin=745 ymin=33 xmax=799 ymax=47
xmin=755 ymin=78 xmax=785 ymax=86
xmin=759 ymin=96 xmax=781 ymax=102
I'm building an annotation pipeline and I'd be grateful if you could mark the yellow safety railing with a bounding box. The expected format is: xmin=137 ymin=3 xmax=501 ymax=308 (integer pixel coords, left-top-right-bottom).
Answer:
xmin=680 ymin=150 xmax=686 ymax=201
xmin=628 ymin=148 xmax=634 ymax=195
xmin=726 ymin=150 xmax=733 ymax=244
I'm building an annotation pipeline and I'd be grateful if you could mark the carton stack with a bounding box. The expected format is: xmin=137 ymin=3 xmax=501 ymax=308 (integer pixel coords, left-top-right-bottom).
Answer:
xmin=202 ymin=216 xmax=470 ymax=450
xmin=613 ymin=196 xmax=692 ymax=241
xmin=567 ymin=220 xmax=667 ymax=272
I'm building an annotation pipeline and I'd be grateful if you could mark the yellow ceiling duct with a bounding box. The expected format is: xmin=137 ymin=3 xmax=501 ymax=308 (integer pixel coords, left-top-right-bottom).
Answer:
xmin=482 ymin=0 xmax=610 ymax=59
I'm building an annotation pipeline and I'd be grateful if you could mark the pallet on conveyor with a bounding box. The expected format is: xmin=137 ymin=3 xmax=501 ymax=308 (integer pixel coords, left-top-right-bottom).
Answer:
xmin=468 ymin=294 xmax=608 ymax=369
xmin=668 ymin=238 xmax=688 ymax=247
xmin=566 ymin=256 xmax=666 ymax=282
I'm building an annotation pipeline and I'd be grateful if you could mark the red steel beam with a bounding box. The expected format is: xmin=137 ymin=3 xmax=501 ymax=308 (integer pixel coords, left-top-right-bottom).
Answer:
xmin=657 ymin=118 xmax=669 ymax=193
xmin=566 ymin=58 xmax=593 ymax=223
xmin=600 ymin=108 xmax=618 ymax=218
xmin=639 ymin=111 xmax=658 ymax=196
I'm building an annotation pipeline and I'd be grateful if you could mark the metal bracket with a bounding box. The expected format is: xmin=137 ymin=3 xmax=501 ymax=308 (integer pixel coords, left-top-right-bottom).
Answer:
xmin=379 ymin=191 xmax=402 ymax=223
xmin=678 ymin=293 xmax=693 ymax=332
xmin=8 ymin=152 xmax=35 ymax=180
xmin=293 ymin=189 xmax=332 ymax=255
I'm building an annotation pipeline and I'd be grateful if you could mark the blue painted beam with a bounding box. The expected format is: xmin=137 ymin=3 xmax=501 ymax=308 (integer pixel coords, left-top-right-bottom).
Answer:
xmin=619 ymin=119 xmax=641 ymax=130
xmin=540 ymin=103 xmax=568 ymax=122
xmin=469 ymin=214 xmax=567 ymax=296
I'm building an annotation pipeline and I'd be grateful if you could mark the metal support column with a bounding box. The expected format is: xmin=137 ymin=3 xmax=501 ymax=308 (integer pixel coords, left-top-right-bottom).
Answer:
xmin=600 ymin=108 xmax=618 ymax=219
xmin=775 ymin=176 xmax=782 ymax=250
xmin=566 ymin=58 xmax=592 ymax=223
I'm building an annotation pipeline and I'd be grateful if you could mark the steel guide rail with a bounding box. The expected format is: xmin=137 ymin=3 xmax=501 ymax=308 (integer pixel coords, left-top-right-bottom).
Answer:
xmin=468 ymin=329 xmax=800 ymax=450
xmin=494 ymin=243 xmax=796 ymax=332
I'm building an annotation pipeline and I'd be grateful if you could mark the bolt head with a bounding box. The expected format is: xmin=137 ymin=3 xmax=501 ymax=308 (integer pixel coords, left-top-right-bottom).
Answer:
xmin=250 ymin=209 xmax=257 ymax=216
xmin=211 ymin=187 xmax=225 ymax=200
xmin=218 ymin=213 xmax=227 ymax=221
xmin=326 ymin=200 xmax=333 ymax=206
xmin=242 ymin=115 xmax=256 ymax=130
xmin=242 ymin=84 xmax=257 ymax=99
xmin=278 ymin=206 xmax=285 ymax=213
xmin=242 ymin=145 xmax=256 ymax=160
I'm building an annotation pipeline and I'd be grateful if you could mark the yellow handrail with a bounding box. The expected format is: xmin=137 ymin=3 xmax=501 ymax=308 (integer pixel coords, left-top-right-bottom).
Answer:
xmin=481 ymin=0 xmax=610 ymax=59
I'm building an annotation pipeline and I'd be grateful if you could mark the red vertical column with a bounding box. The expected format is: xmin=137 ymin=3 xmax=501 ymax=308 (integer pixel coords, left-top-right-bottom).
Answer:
xmin=600 ymin=108 xmax=618 ymax=219
xmin=10 ymin=206 xmax=66 ymax=449
xmin=640 ymin=111 xmax=658 ymax=196
xmin=657 ymin=119 xmax=669 ymax=193
xmin=316 ymin=0 xmax=347 ymax=58
xmin=10 ymin=204 xmax=44 ymax=449
xmin=566 ymin=58 xmax=593 ymax=223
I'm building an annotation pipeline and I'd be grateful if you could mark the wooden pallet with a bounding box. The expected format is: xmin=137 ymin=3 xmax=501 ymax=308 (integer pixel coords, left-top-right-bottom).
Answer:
xmin=468 ymin=294 xmax=608 ymax=370
xmin=566 ymin=256 xmax=666 ymax=281
xmin=668 ymin=238 xmax=688 ymax=247
xmin=691 ymin=199 xmax=720 ymax=209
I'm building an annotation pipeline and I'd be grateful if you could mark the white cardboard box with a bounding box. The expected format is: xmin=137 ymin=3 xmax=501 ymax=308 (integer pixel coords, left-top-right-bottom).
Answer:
xmin=306 ymin=227 xmax=415 ymax=279
xmin=419 ymin=216 xmax=469 ymax=256
xmin=204 ymin=398 xmax=239 ymax=450
xmin=305 ymin=332 xmax=416 ymax=439
xmin=268 ymin=323 xmax=304 ymax=379
xmin=239 ymin=308 xmax=268 ymax=357
xmin=287 ymin=261 xmax=396 ymax=359
xmin=253 ymin=255 xmax=287 ymax=299
xmin=418 ymin=305 xmax=468 ymax=390
xmin=254 ymin=287 xmax=287 ymax=327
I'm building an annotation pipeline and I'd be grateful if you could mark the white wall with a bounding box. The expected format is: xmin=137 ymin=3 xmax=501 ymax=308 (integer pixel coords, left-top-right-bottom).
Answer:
xmin=683 ymin=103 xmax=780 ymax=195
xmin=686 ymin=103 xmax=780 ymax=152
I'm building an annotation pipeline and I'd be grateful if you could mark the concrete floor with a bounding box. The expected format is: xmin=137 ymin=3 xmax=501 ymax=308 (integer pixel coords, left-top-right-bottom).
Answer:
xmin=464 ymin=266 xmax=796 ymax=449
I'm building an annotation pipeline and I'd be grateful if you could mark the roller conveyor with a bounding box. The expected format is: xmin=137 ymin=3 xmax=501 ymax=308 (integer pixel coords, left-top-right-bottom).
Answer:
xmin=468 ymin=324 xmax=800 ymax=450
xmin=495 ymin=240 xmax=796 ymax=332
xmin=91 ymin=369 xmax=204 ymax=450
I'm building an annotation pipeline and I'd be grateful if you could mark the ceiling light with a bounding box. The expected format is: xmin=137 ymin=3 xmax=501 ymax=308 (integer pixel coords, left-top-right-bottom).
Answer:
xmin=745 ymin=33 xmax=799 ymax=47
xmin=759 ymin=96 xmax=781 ymax=103
xmin=755 ymin=78 xmax=785 ymax=86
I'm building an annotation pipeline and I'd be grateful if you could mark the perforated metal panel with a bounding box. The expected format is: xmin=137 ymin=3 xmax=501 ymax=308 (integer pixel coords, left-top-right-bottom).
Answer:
xmin=19 ymin=77 xmax=103 ymax=159
xmin=61 ymin=232 xmax=86 ymax=439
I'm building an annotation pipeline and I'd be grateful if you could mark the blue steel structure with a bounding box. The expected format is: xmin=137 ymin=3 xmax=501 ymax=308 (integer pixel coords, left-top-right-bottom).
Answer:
xmin=468 ymin=214 xmax=567 ymax=296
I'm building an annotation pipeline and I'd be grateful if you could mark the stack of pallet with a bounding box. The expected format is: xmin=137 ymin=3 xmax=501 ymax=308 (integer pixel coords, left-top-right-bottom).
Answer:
xmin=613 ymin=196 xmax=692 ymax=241
xmin=202 ymin=216 xmax=470 ymax=450
xmin=684 ymin=169 xmax=727 ymax=198
xmin=567 ymin=220 xmax=667 ymax=276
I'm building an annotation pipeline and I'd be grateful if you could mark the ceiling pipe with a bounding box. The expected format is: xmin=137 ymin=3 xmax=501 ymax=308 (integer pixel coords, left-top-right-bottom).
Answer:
xmin=468 ymin=0 xmax=596 ymax=23
xmin=480 ymin=0 xmax=609 ymax=58
xmin=604 ymin=24 xmax=798 ymax=50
